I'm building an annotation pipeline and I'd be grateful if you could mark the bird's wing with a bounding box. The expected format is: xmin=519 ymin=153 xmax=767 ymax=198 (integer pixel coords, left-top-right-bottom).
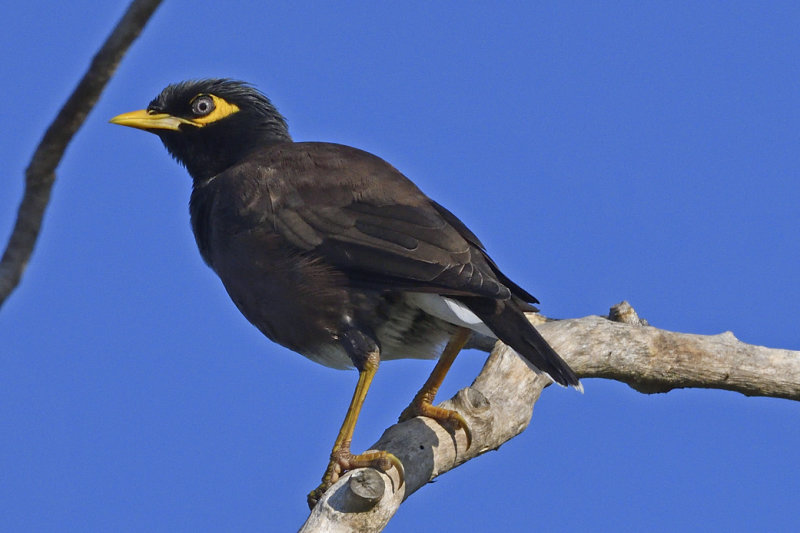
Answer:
xmin=283 ymin=200 xmax=512 ymax=299
xmin=229 ymin=143 xmax=523 ymax=300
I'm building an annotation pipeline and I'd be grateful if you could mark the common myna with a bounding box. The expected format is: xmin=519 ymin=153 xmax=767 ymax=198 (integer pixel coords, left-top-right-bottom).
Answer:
xmin=110 ymin=79 xmax=580 ymax=507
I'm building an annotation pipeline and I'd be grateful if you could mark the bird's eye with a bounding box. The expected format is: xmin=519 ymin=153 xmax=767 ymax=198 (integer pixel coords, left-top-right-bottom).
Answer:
xmin=191 ymin=95 xmax=215 ymax=117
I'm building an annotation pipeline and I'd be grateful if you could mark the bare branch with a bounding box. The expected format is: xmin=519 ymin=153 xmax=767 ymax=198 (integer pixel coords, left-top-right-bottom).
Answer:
xmin=0 ymin=0 xmax=163 ymax=309
xmin=300 ymin=302 xmax=799 ymax=531
xmin=559 ymin=302 xmax=800 ymax=399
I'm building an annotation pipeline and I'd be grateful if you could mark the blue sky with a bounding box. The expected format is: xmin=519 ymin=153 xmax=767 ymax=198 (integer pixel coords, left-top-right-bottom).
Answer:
xmin=2 ymin=2 xmax=799 ymax=531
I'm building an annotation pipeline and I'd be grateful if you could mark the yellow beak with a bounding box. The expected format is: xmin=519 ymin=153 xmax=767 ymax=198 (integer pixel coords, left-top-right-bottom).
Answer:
xmin=109 ymin=109 xmax=192 ymax=132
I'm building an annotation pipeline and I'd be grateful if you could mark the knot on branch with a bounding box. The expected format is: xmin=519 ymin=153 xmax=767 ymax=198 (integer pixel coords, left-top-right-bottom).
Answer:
xmin=346 ymin=469 xmax=385 ymax=511
xmin=609 ymin=301 xmax=649 ymax=326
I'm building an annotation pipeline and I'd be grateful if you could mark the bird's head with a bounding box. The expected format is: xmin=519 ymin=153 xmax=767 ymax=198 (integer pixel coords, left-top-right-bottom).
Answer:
xmin=110 ymin=79 xmax=291 ymax=180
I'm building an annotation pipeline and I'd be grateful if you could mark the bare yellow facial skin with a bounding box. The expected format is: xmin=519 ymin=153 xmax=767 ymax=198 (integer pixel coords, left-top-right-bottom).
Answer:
xmin=190 ymin=95 xmax=241 ymax=125
xmin=110 ymin=95 xmax=240 ymax=131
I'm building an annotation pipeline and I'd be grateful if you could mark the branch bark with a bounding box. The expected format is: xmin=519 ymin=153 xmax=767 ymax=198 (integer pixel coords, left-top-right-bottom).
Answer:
xmin=0 ymin=0 xmax=163 ymax=309
xmin=300 ymin=302 xmax=800 ymax=532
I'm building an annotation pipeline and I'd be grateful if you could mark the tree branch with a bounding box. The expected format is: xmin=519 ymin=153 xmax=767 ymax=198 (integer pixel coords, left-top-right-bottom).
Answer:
xmin=548 ymin=302 xmax=799 ymax=400
xmin=300 ymin=302 xmax=799 ymax=532
xmin=0 ymin=0 xmax=163 ymax=309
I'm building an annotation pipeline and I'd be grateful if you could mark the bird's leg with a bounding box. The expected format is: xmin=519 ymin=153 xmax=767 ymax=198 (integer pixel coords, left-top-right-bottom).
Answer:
xmin=399 ymin=326 xmax=473 ymax=448
xmin=307 ymin=348 xmax=404 ymax=509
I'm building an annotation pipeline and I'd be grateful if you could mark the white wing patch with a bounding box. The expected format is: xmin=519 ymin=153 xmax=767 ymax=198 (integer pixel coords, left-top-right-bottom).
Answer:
xmin=406 ymin=293 xmax=496 ymax=338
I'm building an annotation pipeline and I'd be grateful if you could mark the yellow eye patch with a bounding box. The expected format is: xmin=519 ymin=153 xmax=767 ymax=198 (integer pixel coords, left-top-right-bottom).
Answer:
xmin=190 ymin=94 xmax=240 ymax=126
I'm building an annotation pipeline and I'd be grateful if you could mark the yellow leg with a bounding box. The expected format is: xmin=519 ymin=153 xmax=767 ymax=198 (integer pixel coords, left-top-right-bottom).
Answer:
xmin=399 ymin=327 xmax=473 ymax=448
xmin=307 ymin=352 xmax=404 ymax=509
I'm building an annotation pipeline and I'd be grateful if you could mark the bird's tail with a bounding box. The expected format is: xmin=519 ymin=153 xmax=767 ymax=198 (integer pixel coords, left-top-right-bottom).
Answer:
xmin=463 ymin=298 xmax=582 ymax=391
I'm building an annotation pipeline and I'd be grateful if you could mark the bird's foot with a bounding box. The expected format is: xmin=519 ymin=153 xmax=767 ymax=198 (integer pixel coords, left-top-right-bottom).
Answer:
xmin=307 ymin=447 xmax=404 ymax=509
xmin=399 ymin=400 xmax=472 ymax=449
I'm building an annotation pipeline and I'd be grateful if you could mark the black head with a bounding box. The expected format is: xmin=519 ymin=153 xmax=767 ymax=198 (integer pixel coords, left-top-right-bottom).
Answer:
xmin=111 ymin=79 xmax=291 ymax=180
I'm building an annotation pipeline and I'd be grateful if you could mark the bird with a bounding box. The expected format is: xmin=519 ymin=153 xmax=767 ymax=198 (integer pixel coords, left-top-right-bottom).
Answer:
xmin=110 ymin=79 xmax=580 ymax=507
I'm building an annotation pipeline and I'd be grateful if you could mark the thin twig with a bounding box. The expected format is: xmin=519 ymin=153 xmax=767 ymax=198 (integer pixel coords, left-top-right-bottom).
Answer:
xmin=0 ymin=0 xmax=163 ymax=309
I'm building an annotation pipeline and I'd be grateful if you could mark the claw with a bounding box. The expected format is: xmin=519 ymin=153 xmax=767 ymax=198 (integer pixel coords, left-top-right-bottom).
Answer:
xmin=399 ymin=401 xmax=472 ymax=450
xmin=307 ymin=448 xmax=405 ymax=509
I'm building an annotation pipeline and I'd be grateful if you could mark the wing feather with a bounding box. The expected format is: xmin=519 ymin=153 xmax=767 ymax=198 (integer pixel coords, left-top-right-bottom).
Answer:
xmin=227 ymin=143 xmax=514 ymax=299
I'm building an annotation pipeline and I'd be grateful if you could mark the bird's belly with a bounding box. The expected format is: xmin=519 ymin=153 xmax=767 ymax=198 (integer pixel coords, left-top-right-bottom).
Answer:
xmin=299 ymin=343 xmax=355 ymax=370
xmin=375 ymin=293 xmax=482 ymax=361
xmin=297 ymin=293 xmax=472 ymax=369
xmin=215 ymin=249 xmax=491 ymax=369
xmin=299 ymin=294 xmax=453 ymax=369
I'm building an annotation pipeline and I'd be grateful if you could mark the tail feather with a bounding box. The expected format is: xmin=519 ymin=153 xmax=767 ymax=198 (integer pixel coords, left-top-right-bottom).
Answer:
xmin=462 ymin=297 xmax=581 ymax=390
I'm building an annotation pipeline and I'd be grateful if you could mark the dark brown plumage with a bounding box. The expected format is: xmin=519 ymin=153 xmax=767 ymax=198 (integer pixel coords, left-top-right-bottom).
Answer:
xmin=111 ymin=79 xmax=580 ymax=506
